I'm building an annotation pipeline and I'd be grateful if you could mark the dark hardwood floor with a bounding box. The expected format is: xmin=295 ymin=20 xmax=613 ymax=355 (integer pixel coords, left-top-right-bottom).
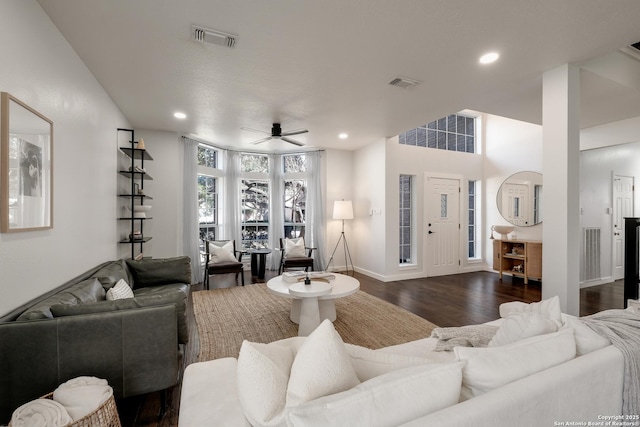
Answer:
xmin=116 ymin=270 xmax=625 ymax=426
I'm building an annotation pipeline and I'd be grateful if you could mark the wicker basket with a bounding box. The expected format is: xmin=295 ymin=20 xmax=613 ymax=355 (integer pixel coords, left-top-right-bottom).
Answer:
xmin=10 ymin=392 xmax=121 ymax=427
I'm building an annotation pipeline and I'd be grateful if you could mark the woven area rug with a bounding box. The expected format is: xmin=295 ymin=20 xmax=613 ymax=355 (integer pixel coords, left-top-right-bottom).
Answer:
xmin=193 ymin=284 xmax=438 ymax=361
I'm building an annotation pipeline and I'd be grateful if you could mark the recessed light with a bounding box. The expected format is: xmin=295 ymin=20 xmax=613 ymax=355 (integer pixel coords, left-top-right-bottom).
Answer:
xmin=338 ymin=133 xmax=348 ymax=139
xmin=174 ymin=112 xmax=187 ymax=119
xmin=479 ymin=52 xmax=499 ymax=65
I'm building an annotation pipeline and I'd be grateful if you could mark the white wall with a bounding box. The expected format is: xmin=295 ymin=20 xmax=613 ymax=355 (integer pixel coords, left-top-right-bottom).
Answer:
xmin=483 ymin=113 xmax=543 ymax=266
xmin=0 ymin=0 xmax=129 ymax=315
xmin=324 ymin=149 xmax=354 ymax=271
xmin=580 ymin=141 xmax=640 ymax=286
xmin=352 ymin=140 xmax=386 ymax=278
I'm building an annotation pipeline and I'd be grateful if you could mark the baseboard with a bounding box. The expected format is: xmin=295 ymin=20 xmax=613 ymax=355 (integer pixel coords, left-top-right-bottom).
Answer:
xmin=580 ymin=277 xmax=614 ymax=289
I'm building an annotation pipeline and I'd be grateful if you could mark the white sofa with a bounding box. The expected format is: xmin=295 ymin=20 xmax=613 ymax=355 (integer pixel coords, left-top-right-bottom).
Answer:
xmin=179 ymin=309 xmax=624 ymax=427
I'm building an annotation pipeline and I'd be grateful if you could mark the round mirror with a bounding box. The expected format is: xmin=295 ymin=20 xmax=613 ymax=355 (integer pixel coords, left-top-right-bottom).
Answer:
xmin=497 ymin=171 xmax=542 ymax=226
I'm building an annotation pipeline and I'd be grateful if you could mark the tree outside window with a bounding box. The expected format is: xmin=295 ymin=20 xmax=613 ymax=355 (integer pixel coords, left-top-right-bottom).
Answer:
xmin=241 ymin=179 xmax=270 ymax=249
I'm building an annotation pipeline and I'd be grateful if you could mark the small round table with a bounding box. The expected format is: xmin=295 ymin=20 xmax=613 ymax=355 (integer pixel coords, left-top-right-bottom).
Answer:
xmin=246 ymin=248 xmax=272 ymax=282
xmin=267 ymin=273 xmax=360 ymax=335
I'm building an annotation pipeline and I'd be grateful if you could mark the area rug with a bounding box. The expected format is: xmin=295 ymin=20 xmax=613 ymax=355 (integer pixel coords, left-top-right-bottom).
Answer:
xmin=193 ymin=284 xmax=438 ymax=361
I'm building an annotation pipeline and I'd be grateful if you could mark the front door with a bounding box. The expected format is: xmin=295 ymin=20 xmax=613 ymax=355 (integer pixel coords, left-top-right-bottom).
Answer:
xmin=425 ymin=175 xmax=461 ymax=276
xmin=613 ymin=175 xmax=634 ymax=280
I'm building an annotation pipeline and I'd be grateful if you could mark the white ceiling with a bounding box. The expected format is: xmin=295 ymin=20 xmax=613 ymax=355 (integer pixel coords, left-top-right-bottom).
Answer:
xmin=37 ymin=0 xmax=640 ymax=152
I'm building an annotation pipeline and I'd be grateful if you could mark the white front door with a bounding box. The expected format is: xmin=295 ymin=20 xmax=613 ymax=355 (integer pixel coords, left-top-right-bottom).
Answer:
xmin=425 ymin=175 xmax=461 ymax=276
xmin=613 ymin=175 xmax=634 ymax=280
xmin=501 ymin=182 xmax=530 ymax=226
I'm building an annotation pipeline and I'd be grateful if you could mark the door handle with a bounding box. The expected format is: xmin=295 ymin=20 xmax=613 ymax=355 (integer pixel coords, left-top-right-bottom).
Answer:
xmin=428 ymin=230 xmax=435 ymax=234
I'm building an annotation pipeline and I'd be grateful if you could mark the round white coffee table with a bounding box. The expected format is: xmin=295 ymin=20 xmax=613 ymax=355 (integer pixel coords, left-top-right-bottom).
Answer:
xmin=288 ymin=282 xmax=333 ymax=336
xmin=267 ymin=273 xmax=360 ymax=335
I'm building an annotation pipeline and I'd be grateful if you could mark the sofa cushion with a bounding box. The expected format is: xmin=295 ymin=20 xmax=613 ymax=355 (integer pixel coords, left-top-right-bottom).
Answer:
xmin=344 ymin=343 xmax=432 ymax=382
xmin=125 ymin=256 xmax=191 ymax=288
xmin=133 ymin=283 xmax=190 ymax=343
xmin=15 ymin=277 xmax=105 ymax=321
xmin=91 ymin=260 xmax=130 ymax=290
xmin=287 ymin=362 xmax=464 ymax=427
xmin=499 ymin=296 xmax=562 ymax=326
xmin=106 ymin=279 xmax=134 ymax=300
xmin=455 ymin=327 xmax=576 ymax=401
xmin=561 ymin=314 xmax=611 ymax=356
xmin=488 ymin=312 xmax=558 ymax=347
xmin=286 ymin=319 xmax=360 ymax=407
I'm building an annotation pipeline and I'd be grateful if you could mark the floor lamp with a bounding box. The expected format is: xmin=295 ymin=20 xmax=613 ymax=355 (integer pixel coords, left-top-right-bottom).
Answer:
xmin=326 ymin=200 xmax=354 ymax=275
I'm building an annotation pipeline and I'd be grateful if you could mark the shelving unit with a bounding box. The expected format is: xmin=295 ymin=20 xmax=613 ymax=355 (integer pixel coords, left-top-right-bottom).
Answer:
xmin=493 ymin=239 xmax=542 ymax=284
xmin=117 ymin=128 xmax=153 ymax=259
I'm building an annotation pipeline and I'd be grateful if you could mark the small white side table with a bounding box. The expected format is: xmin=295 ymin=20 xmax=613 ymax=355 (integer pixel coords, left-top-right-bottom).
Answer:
xmin=288 ymin=282 xmax=332 ymax=336
xmin=627 ymin=299 xmax=640 ymax=314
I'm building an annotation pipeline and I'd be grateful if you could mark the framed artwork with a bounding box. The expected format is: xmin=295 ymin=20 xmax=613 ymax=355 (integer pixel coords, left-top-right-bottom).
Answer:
xmin=1 ymin=92 xmax=53 ymax=232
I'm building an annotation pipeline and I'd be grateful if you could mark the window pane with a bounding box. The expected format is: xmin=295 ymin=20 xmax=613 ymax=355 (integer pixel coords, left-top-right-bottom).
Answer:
xmin=427 ymin=129 xmax=437 ymax=148
xmin=197 ymin=145 xmax=217 ymax=168
xmin=241 ymin=154 xmax=269 ymax=173
xmin=399 ymin=132 xmax=406 ymax=145
xmin=284 ymin=225 xmax=305 ymax=239
xmin=241 ymin=179 xmax=270 ymax=249
xmin=198 ymin=174 xmax=218 ymax=243
xmin=284 ymin=180 xmax=306 ymax=223
xmin=440 ymin=194 xmax=448 ymax=218
xmin=405 ymin=128 xmax=417 ymax=146
xmin=284 ymin=154 xmax=306 ymax=173
xmin=417 ymin=127 xmax=427 ymax=147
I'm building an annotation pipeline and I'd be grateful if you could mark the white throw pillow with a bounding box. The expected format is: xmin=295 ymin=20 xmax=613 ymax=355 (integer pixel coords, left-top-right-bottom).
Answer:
xmin=284 ymin=238 xmax=306 ymax=258
xmin=209 ymin=241 xmax=238 ymax=264
xmin=236 ymin=338 xmax=302 ymax=427
xmin=287 ymin=362 xmax=465 ymax=427
xmin=488 ymin=312 xmax=559 ymax=347
xmin=561 ymin=314 xmax=611 ymax=356
xmin=499 ymin=296 xmax=563 ymax=326
xmin=286 ymin=319 xmax=360 ymax=407
xmin=344 ymin=343 xmax=432 ymax=382
xmin=106 ymin=279 xmax=134 ymax=300
xmin=455 ymin=328 xmax=576 ymax=401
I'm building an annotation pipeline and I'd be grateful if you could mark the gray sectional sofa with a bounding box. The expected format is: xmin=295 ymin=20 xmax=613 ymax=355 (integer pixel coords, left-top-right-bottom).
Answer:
xmin=0 ymin=256 xmax=191 ymax=423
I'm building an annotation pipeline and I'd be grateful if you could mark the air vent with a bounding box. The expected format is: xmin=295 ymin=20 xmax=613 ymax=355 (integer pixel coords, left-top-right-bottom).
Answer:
xmin=191 ymin=25 xmax=237 ymax=48
xmin=620 ymin=41 xmax=640 ymax=61
xmin=388 ymin=76 xmax=421 ymax=89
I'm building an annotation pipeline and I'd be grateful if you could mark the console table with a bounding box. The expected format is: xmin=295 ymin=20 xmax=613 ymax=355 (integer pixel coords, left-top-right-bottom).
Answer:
xmin=493 ymin=239 xmax=542 ymax=284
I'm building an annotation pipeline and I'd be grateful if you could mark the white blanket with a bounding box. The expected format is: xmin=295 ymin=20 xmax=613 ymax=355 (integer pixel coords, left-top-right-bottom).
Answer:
xmin=52 ymin=376 xmax=113 ymax=421
xmin=10 ymin=398 xmax=73 ymax=427
xmin=581 ymin=309 xmax=640 ymax=416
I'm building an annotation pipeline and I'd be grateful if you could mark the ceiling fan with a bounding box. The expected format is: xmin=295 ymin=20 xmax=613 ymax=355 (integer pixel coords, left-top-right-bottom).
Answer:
xmin=241 ymin=123 xmax=308 ymax=147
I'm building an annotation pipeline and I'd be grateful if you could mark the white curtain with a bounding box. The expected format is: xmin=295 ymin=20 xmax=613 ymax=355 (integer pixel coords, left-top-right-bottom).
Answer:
xmin=306 ymin=151 xmax=326 ymax=271
xmin=269 ymin=154 xmax=285 ymax=270
xmin=223 ymin=150 xmax=242 ymax=244
xmin=182 ymin=137 xmax=202 ymax=284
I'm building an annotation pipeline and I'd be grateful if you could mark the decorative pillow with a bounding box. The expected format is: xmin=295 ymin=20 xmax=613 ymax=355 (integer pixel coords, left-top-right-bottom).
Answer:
xmin=561 ymin=314 xmax=611 ymax=356
xmin=284 ymin=238 xmax=306 ymax=258
xmin=286 ymin=319 xmax=360 ymax=407
xmin=106 ymin=279 xmax=134 ymax=300
xmin=344 ymin=343 xmax=432 ymax=382
xmin=499 ymin=296 xmax=562 ymax=326
xmin=237 ymin=338 xmax=301 ymax=427
xmin=488 ymin=312 xmax=559 ymax=347
xmin=287 ymin=362 xmax=465 ymax=427
xmin=209 ymin=241 xmax=238 ymax=264
xmin=455 ymin=328 xmax=576 ymax=401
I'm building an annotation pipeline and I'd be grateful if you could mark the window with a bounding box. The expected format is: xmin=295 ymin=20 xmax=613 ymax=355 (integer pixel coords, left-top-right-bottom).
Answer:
xmin=197 ymin=145 xmax=219 ymax=241
xmin=241 ymin=153 xmax=269 ymax=173
xmin=399 ymin=175 xmax=412 ymax=264
xmin=283 ymin=154 xmax=307 ymax=239
xmin=468 ymin=180 xmax=477 ymax=259
xmin=241 ymin=179 xmax=270 ymax=249
xmin=399 ymin=114 xmax=475 ymax=153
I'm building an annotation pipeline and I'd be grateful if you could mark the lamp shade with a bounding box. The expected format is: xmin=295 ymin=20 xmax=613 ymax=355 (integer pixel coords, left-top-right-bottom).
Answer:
xmin=333 ymin=200 xmax=354 ymax=220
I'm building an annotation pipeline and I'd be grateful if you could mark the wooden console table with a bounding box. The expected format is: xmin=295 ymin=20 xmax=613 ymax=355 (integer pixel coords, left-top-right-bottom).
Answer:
xmin=493 ymin=239 xmax=542 ymax=284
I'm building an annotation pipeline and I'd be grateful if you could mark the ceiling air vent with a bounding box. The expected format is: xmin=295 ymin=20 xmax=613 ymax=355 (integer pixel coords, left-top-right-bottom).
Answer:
xmin=191 ymin=25 xmax=237 ymax=48
xmin=388 ymin=76 xmax=421 ymax=89
xmin=620 ymin=41 xmax=640 ymax=61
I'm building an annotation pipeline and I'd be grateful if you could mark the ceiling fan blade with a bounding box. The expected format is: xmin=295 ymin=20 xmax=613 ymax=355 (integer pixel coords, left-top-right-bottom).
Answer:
xmin=281 ymin=129 xmax=309 ymax=137
xmin=251 ymin=136 xmax=273 ymax=145
xmin=241 ymin=126 xmax=270 ymax=135
xmin=281 ymin=137 xmax=305 ymax=147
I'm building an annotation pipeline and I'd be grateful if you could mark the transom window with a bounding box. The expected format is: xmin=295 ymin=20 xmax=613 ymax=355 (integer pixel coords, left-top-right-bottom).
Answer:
xmin=399 ymin=114 xmax=475 ymax=153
